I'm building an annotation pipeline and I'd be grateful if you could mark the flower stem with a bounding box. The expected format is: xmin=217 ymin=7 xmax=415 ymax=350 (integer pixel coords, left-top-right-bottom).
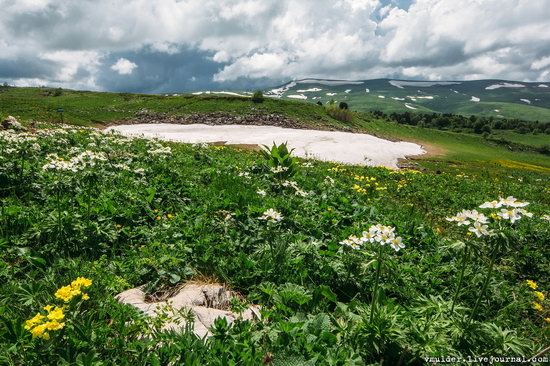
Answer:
xmin=369 ymin=245 xmax=384 ymax=323
xmin=450 ymin=246 xmax=468 ymax=314
xmin=469 ymin=244 xmax=497 ymax=322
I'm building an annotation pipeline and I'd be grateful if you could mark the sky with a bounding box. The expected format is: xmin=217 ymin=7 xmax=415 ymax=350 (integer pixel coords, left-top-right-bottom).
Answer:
xmin=0 ymin=0 xmax=549 ymax=93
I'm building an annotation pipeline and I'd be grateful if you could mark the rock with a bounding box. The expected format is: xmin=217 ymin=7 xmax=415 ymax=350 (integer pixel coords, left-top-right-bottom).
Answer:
xmin=116 ymin=283 xmax=260 ymax=338
xmin=2 ymin=116 xmax=24 ymax=131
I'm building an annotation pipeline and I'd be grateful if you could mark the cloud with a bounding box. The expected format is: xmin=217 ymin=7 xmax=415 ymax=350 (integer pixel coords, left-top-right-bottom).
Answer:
xmin=110 ymin=58 xmax=137 ymax=75
xmin=0 ymin=0 xmax=548 ymax=92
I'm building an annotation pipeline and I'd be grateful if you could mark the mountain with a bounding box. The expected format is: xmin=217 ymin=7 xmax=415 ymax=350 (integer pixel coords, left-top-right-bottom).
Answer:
xmin=265 ymin=78 xmax=550 ymax=121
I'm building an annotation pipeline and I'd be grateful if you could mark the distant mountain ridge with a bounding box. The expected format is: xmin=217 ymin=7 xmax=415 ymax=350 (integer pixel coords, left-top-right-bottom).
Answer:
xmin=265 ymin=78 xmax=550 ymax=121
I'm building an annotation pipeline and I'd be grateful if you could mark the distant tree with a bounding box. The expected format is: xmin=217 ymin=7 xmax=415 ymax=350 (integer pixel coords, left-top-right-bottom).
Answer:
xmin=53 ymin=87 xmax=63 ymax=97
xmin=2 ymin=82 xmax=8 ymax=88
xmin=473 ymin=121 xmax=484 ymax=134
xmin=338 ymin=101 xmax=349 ymax=110
xmin=251 ymin=90 xmax=264 ymax=103
xmin=481 ymin=124 xmax=492 ymax=134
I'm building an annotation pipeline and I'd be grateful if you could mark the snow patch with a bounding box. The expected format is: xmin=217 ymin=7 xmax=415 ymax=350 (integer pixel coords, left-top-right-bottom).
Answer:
xmin=404 ymin=103 xmax=417 ymax=110
xmin=296 ymin=88 xmax=322 ymax=93
xmin=391 ymin=97 xmax=405 ymax=101
xmin=378 ymin=95 xmax=385 ymax=99
xmin=287 ymin=94 xmax=308 ymax=100
xmin=267 ymin=81 xmax=297 ymax=98
xmin=494 ymin=109 xmax=500 ymax=112
xmin=538 ymin=84 xmax=549 ymax=88
xmin=326 ymin=92 xmax=337 ymax=96
xmin=520 ymin=99 xmax=531 ymax=104
xmin=213 ymin=91 xmax=248 ymax=97
xmin=344 ymin=89 xmax=352 ymax=93
xmin=470 ymin=96 xmax=480 ymax=102
xmin=485 ymin=83 xmax=525 ymax=90
xmin=108 ymin=124 xmax=425 ymax=168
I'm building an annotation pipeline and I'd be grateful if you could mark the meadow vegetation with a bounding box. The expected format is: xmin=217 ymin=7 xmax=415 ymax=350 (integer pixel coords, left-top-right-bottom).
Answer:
xmin=0 ymin=121 xmax=549 ymax=365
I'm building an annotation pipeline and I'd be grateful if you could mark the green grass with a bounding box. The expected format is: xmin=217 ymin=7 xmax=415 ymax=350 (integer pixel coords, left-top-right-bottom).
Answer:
xmin=1 ymin=125 xmax=549 ymax=364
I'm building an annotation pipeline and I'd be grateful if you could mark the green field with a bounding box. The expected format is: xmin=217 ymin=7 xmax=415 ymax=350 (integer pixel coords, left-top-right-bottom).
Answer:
xmin=1 ymin=125 xmax=549 ymax=364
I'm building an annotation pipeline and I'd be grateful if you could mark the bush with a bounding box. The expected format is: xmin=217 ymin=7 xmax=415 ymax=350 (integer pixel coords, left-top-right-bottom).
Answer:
xmin=338 ymin=102 xmax=349 ymax=110
xmin=316 ymin=101 xmax=323 ymax=106
xmin=53 ymin=88 xmax=63 ymax=97
xmin=251 ymin=90 xmax=264 ymax=104
xmin=326 ymin=104 xmax=353 ymax=122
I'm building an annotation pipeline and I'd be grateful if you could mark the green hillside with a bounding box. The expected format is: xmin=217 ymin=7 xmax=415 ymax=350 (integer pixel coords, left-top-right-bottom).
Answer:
xmin=266 ymin=78 xmax=550 ymax=122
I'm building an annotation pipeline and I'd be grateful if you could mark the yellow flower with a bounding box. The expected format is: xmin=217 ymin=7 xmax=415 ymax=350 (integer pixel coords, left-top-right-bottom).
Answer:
xmin=166 ymin=213 xmax=174 ymax=219
xmin=25 ymin=313 xmax=45 ymax=330
xmin=535 ymin=291 xmax=545 ymax=302
xmin=82 ymin=293 xmax=90 ymax=301
xmin=533 ymin=302 xmax=543 ymax=312
xmin=526 ymin=280 xmax=538 ymax=290
xmin=545 ymin=317 xmax=550 ymax=324
xmin=45 ymin=321 xmax=65 ymax=331
xmin=30 ymin=324 xmax=49 ymax=339
xmin=43 ymin=305 xmax=53 ymax=312
xmin=46 ymin=306 xmax=64 ymax=322
xmin=71 ymin=277 xmax=92 ymax=289
xmin=155 ymin=215 xmax=161 ymax=220
xmin=55 ymin=285 xmax=74 ymax=302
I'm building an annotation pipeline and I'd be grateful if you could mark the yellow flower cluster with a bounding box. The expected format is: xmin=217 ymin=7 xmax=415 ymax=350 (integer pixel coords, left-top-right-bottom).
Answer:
xmin=352 ymin=184 xmax=367 ymax=194
xmin=327 ymin=165 xmax=345 ymax=173
xmin=24 ymin=305 xmax=65 ymax=340
xmin=55 ymin=277 xmax=92 ymax=303
xmin=526 ymin=280 xmax=547 ymax=320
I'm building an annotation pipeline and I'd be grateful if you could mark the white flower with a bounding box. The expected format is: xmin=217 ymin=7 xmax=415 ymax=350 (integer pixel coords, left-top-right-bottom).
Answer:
xmin=479 ymin=200 xmax=502 ymax=209
xmin=468 ymin=221 xmax=491 ymax=237
xmin=542 ymin=214 xmax=550 ymax=222
xmin=339 ymin=237 xmax=361 ymax=250
xmin=256 ymin=189 xmax=267 ymax=197
xmin=295 ymin=189 xmax=309 ymax=197
xmin=499 ymin=196 xmax=529 ymax=208
xmin=389 ymin=236 xmax=406 ymax=252
xmin=270 ymin=166 xmax=289 ymax=174
xmin=497 ymin=208 xmax=522 ymax=223
xmin=446 ymin=210 xmax=471 ymax=226
xmin=467 ymin=210 xmax=489 ymax=224
xmin=324 ymin=176 xmax=335 ymax=185
xmin=238 ymin=171 xmax=251 ymax=178
xmin=259 ymin=208 xmax=283 ymax=223
xmin=301 ymin=162 xmax=314 ymax=168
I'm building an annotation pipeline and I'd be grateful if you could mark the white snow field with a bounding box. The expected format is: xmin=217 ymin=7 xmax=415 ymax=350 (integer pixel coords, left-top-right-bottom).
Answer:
xmin=470 ymin=96 xmax=480 ymax=102
xmin=107 ymin=124 xmax=425 ymax=168
xmin=485 ymin=83 xmax=525 ymax=90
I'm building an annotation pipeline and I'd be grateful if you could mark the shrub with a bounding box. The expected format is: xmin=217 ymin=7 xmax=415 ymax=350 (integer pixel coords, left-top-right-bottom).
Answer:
xmin=251 ymin=90 xmax=264 ymax=103
xmin=53 ymin=88 xmax=63 ymax=97
xmin=338 ymin=102 xmax=349 ymax=110
xmin=316 ymin=101 xmax=323 ymax=106
xmin=326 ymin=104 xmax=353 ymax=122
xmin=260 ymin=142 xmax=297 ymax=179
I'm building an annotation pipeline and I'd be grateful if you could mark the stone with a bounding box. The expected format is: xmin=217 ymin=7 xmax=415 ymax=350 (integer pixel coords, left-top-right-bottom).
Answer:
xmin=116 ymin=283 xmax=260 ymax=338
xmin=2 ymin=116 xmax=24 ymax=130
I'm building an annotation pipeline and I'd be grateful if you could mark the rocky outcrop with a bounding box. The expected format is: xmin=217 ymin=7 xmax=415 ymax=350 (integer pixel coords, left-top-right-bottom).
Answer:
xmin=116 ymin=283 xmax=260 ymax=338
xmin=111 ymin=109 xmax=352 ymax=132
xmin=2 ymin=116 xmax=25 ymax=131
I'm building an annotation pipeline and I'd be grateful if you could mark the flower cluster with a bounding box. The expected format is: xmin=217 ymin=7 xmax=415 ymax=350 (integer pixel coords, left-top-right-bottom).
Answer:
xmin=25 ymin=277 xmax=92 ymax=340
xmin=270 ymin=166 xmax=289 ymax=174
xmin=340 ymin=224 xmax=405 ymax=252
xmin=447 ymin=196 xmax=533 ymax=237
xmin=25 ymin=305 xmax=66 ymax=340
xmin=526 ymin=280 xmax=549 ymax=322
xmin=55 ymin=277 xmax=92 ymax=302
xmin=282 ymin=180 xmax=308 ymax=197
xmin=259 ymin=208 xmax=283 ymax=223
xmin=42 ymin=151 xmax=107 ymax=172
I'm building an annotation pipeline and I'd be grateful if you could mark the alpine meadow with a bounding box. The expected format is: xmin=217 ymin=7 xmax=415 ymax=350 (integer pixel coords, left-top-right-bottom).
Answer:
xmin=1 ymin=1 xmax=549 ymax=365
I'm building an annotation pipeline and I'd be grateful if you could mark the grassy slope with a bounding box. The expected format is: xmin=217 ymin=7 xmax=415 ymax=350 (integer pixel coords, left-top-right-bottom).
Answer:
xmin=1 ymin=86 xmax=549 ymax=171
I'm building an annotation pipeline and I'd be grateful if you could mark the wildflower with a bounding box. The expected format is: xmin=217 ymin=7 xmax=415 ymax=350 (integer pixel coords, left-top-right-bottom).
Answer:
xmin=446 ymin=210 xmax=471 ymax=226
xmin=389 ymin=236 xmax=405 ymax=252
xmin=499 ymin=196 xmax=529 ymax=208
xmin=25 ymin=313 xmax=45 ymax=331
xmin=526 ymin=280 xmax=538 ymax=290
xmin=339 ymin=235 xmax=362 ymax=250
xmin=468 ymin=221 xmax=491 ymax=238
xmin=479 ymin=200 xmax=502 ymax=209
xmin=259 ymin=209 xmax=283 ymax=223
xmin=46 ymin=306 xmax=65 ymax=322
xmin=256 ymin=189 xmax=267 ymax=197
xmin=324 ymin=176 xmax=335 ymax=185
xmin=545 ymin=318 xmax=550 ymax=324
xmin=497 ymin=208 xmax=525 ymax=223
xmin=533 ymin=302 xmax=543 ymax=312
xmin=166 ymin=213 xmax=174 ymax=219
xmin=71 ymin=277 xmax=92 ymax=288
xmin=55 ymin=277 xmax=92 ymax=302
xmin=82 ymin=293 xmax=90 ymax=301
xmin=30 ymin=324 xmax=50 ymax=340
xmin=534 ymin=291 xmax=545 ymax=302
xmin=270 ymin=166 xmax=288 ymax=174
xmin=542 ymin=215 xmax=550 ymax=222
